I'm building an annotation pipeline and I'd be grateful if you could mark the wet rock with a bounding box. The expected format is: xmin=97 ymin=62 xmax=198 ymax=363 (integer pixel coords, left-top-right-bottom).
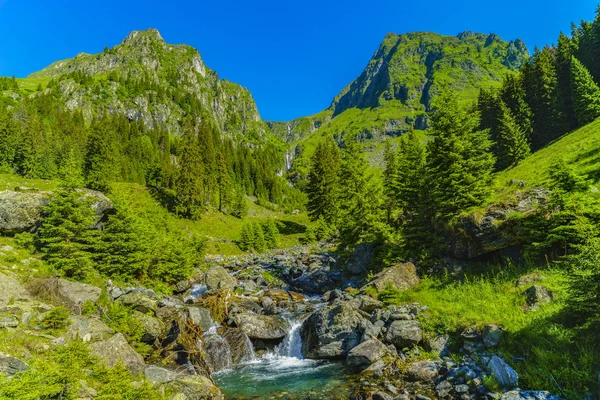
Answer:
xmin=117 ymin=292 xmax=157 ymax=314
xmin=344 ymin=243 xmax=373 ymax=275
xmin=235 ymin=314 xmax=290 ymax=340
xmin=301 ymin=302 xmax=364 ymax=359
xmin=168 ymin=375 xmax=224 ymax=400
xmin=222 ymin=328 xmax=255 ymax=364
xmin=186 ymin=306 xmax=214 ymax=331
xmin=487 ymin=355 xmax=518 ymax=390
xmin=501 ymin=391 xmax=561 ymax=400
xmin=349 ymin=295 xmax=383 ymax=314
xmin=407 ymin=360 xmax=438 ymax=382
xmin=205 ymin=266 xmax=237 ymax=291
xmin=384 ymin=320 xmax=423 ymax=348
xmin=144 ymin=365 xmax=177 ymax=384
xmin=204 ymin=334 xmax=232 ymax=373
xmin=89 ymin=333 xmax=145 ymax=374
xmin=132 ymin=311 xmax=164 ymax=343
xmin=365 ymin=263 xmax=420 ymax=292
xmin=346 ymin=339 xmax=391 ymax=369
xmin=290 ymin=270 xmax=337 ymax=294
xmin=483 ymin=324 xmax=503 ymax=348
xmin=264 ymin=289 xmax=290 ymax=303
xmin=516 ymin=273 xmax=545 ymax=287
xmin=0 ymin=352 xmax=29 ymax=375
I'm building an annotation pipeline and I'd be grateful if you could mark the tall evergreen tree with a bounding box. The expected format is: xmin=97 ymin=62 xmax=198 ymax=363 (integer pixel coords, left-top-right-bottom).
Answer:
xmin=426 ymin=90 xmax=495 ymax=221
xmin=496 ymin=102 xmax=531 ymax=169
xmin=174 ymin=117 xmax=204 ymax=218
xmin=306 ymin=137 xmax=340 ymax=224
xmin=499 ymin=73 xmax=534 ymax=143
xmin=84 ymin=117 xmax=119 ymax=192
xmin=217 ymin=151 xmax=232 ymax=213
xmin=382 ymin=140 xmax=399 ymax=224
xmin=556 ymin=32 xmax=578 ymax=130
xmin=570 ymin=56 xmax=600 ymax=125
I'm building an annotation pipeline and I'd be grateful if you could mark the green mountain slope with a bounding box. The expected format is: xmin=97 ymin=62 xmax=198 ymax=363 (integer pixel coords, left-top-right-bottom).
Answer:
xmin=18 ymin=28 xmax=270 ymax=144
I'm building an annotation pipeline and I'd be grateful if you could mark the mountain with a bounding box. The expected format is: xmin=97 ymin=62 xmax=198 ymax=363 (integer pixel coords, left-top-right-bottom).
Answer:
xmin=272 ymin=31 xmax=529 ymax=181
xmin=26 ymin=28 xmax=270 ymax=144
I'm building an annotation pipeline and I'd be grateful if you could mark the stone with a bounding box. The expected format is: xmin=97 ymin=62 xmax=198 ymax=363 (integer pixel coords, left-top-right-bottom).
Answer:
xmin=483 ymin=325 xmax=503 ymax=348
xmin=300 ymin=302 xmax=364 ymax=359
xmin=366 ymin=263 xmax=420 ymax=292
xmin=264 ymin=289 xmax=290 ymax=302
xmin=344 ymin=243 xmax=373 ymax=275
xmin=203 ymin=334 xmax=232 ymax=373
xmin=204 ymin=266 xmax=237 ymax=291
xmin=0 ymin=272 xmax=30 ymax=308
xmin=235 ymin=314 xmax=290 ymax=340
xmin=500 ymin=391 xmax=561 ymax=400
xmin=51 ymin=279 xmax=102 ymax=313
xmin=407 ymin=360 xmax=438 ymax=382
xmin=349 ymin=295 xmax=383 ymax=314
xmin=0 ymin=317 xmax=18 ymax=328
xmin=290 ymin=270 xmax=338 ymax=294
xmin=117 ymin=292 xmax=157 ymax=314
xmin=426 ymin=334 xmax=451 ymax=356
xmin=132 ymin=311 xmax=164 ymax=343
xmin=89 ymin=333 xmax=145 ymax=374
xmin=238 ymin=279 xmax=258 ymax=294
xmin=187 ymin=307 xmax=214 ymax=331
xmin=62 ymin=315 xmax=114 ymax=343
xmin=372 ymin=392 xmax=394 ymax=400
xmin=384 ymin=320 xmax=422 ymax=348
xmin=168 ymin=375 xmax=224 ymax=400
xmin=516 ymin=273 xmax=545 ymax=287
xmin=222 ymin=328 xmax=255 ymax=364
xmin=0 ymin=352 xmax=29 ymax=375
xmin=487 ymin=355 xmax=518 ymax=390
xmin=346 ymin=339 xmax=391 ymax=369
xmin=436 ymin=380 xmax=453 ymax=398
xmin=523 ymin=285 xmax=553 ymax=307
xmin=144 ymin=365 xmax=178 ymax=383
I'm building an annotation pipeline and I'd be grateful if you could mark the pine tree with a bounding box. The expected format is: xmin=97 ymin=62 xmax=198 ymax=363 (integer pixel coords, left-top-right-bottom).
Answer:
xmin=231 ymin=187 xmax=249 ymax=219
xmin=252 ymin=222 xmax=266 ymax=252
xmin=556 ymin=32 xmax=578 ymax=130
xmin=499 ymin=73 xmax=534 ymax=143
xmin=426 ymin=89 xmax=495 ymax=221
xmin=496 ymin=102 xmax=530 ymax=169
xmin=306 ymin=137 xmax=340 ymax=224
xmin=84 ymin=118 xmax=119 ymax=192
xmin=571 ymin=56 xmax=600 ymax=125
xmin=0 ymin=106 xmax=18 ymax=172
xmin=239 ymin=222 xmax=255 ymax=251
xmin=217 ymin=151 xmax=232 ymax=213
xmin=174 ymin=116 xmax=204 ymax=218
xmin=197 ymin=116 xmax=218 ymax=205
xmin=382 ymin=140 xmax=399 ymax=224
xmin=261 ymin=219 xmax=280 ymax=249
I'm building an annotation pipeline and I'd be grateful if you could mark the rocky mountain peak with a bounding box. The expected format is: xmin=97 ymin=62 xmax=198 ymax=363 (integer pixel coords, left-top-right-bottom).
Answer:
xmin=121 ymin=28 xmax=165 ymax=47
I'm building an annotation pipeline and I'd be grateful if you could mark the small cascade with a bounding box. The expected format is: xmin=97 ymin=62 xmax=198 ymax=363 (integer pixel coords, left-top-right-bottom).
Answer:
xmin=274 ymin=320 xmax=303 ymax=359
xmin=184 ymin=283 xmax=208 ymax=303
xmin=241 ymin=332 xmax=257 ymax=362
xmin=203 ymin=333 xmax=233 ymax=373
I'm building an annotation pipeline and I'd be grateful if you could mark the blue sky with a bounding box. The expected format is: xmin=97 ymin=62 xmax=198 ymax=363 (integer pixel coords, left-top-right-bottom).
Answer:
xmin=0 ymin=1 xmax=596 ymax=121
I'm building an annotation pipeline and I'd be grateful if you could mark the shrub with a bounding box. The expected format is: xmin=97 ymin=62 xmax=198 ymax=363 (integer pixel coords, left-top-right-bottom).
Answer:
xmin=41 ymin=306 xmax=71 ymax=330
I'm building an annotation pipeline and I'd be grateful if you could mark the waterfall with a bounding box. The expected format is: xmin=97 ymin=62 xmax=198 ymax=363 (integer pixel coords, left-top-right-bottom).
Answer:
xmin=274 ymin=320 xmax=303 ymax=359
xmin=241 ymin=332 xmax=257 ymax=362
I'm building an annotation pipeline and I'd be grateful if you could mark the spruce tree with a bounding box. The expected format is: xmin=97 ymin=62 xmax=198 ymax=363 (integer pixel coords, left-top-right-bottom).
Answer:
xmin=0 ymin=106 xmax=18 ymax=172
xmin=570 ymin=56 xmax=600 ymax=125
xmin=426 ymin=89 xmax=495 ymax=221
xmin=261 ymin=219 xmax=279 ymax=249
xmin=217 ymin=151 xmax=232 ymax=213
xmin=556 ymin=32 xmax=578 ymax=130
xmin=231 ymin=187 xmax=249 ymax=219
xmin=239 ymin=222 xmax=255 ymax=251
xmin=496 ymin=102 xmax=530 ymax=169
xmin=84 ymin=118 xmax=118 ymax=192
xmin=499 ymin=73 xmax=533 ymax=143
xmin=174 ymin=116 xmax=204 ymax=218
xmin=382 ymin=140 xmax=399 ymax=225
xmin=306 ymin=137 xmax=340 ymax=224
xmin=252 ymin=222 xmax=266 ymax=252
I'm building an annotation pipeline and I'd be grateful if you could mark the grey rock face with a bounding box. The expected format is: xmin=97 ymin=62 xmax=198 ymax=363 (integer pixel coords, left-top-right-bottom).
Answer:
xmin=204 ymin=266 xmax=237 ymax=291
xmin=168 ymin=375 xmax=224 ymax=400
xmin=235 ymin=314 xmax=290 ymax=340
xmin=187 ymin=306 xmax=214 ymax=331
xmin=346 ymin=339 xmax=390 ymax=369
xmin=117 ymin=292 xmax=157 ymax=314
xmin=132 ymin=311 xmax=164 ymax=343
xmin=0 ymin=272 xmax=30 ymax=307
xmin=384 ymin=320 xmax=423 ymax=348
xmin=62 ymin=315 xmax=114 ymax=343
xmin=89 ymin=333 xmax=145 ymax=374
xmin=365 ymin=263 xmax=420 ymax=292
xmin=0 ymin=352 xmax=29 ymax=375
xmin=222 ymin=328 xmax=255 ymax=364
xmin=300 ymin=302 xmax=364 ymax=359
xmin=426 ymin=335 xmax=451 ymax=356
xmin=487 ymin=355 xmax=518 ymax=390
xmin=51 ymin=278 xmax=102 ymax=313
xmin=483 ymin=324 xmax=503 ymax=348
xmin=203 ymin=334 xmax=232 ymax=373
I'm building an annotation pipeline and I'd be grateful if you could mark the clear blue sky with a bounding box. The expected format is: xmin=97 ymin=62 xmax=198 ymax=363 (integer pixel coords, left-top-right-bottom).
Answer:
xmin=0 ymin=0 xmax=596 ymax=121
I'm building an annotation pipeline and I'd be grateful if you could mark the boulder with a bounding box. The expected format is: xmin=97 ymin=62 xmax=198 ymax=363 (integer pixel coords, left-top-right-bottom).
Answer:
xmin=483 ymin=324 xmax=503 ymax=348
xmin=366 ymin=263 xmax=420 ymax=292
xmin=235 ymin=314 xmax=290 ymax=340
xmin=132 ymin=311 xmax=164 ymax=343
xmin=348 ymin=295 xmax=383 ymax=314
xmin=222 ymin=328 xmax=255 ymax=364
xmin=487 ymin=355 xmax=518 ymax=390
xmin=384 ymin=320 xmax=423 ymax=349
xmin=203 ymin=334 xmax=232 ymax=373
xmin=144 ymin=365 xmax=177 ymax=384
xmin=290 ymin=270 xmax=338 ymax=294
xmin=523 ymin=285 xmax=553 ymax=307
xmin=0 ymin=272 xmax=30 ymax=307
xmin=187 ymin=306 xmax=214 ymax=331
xmin=117 ymin=292 xmax=157 ymax=314
xmin=346 ymin=339 xmax=391 ymax=369
xmin=89 ymin=333 xmax=145 ymax=375
xmin=62 ymin=315 xmax=114 ymax=343
xmin=345 ymin=243 xmax=373 ymax=275
xmin=301 ymin=302 xmax=365 ymax=359
xmin=168 ymin=375 xmax=224 ymax=400
xmin=204 ymin=266 xmax=237 ymax=291
xmin=500 ymin=391 xmax=561 ymax=400
xmin=516 ymin=273 xmax=545 ymax=287
xmin=407 ymin=360 xmax=438 ymax=382
xmin=0 ymin=352 xmax=29 ymax=375
xmin=426 ymin=335 xmax=451 ymax=357
xmin=264 ymin=289 xmax=290 ymax=303
xmin=51 ymin=279 xmax=102 ymax=313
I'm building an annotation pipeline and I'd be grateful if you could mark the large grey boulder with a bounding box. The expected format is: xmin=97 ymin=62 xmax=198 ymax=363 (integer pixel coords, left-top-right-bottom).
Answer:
xmin=523 ymin=285 xmax=553 ymax=307
xmin=89 ymin=333 xmax=145 ymax=375
xmin=407 ymin=360 xmax=438 ymax=382
xmin=144 ymin=365 xmax=178 ymax=384
xmin=0 ymin=189 xmax=113 ymax=234
xmin=500 ymin=391 xmax=561 ymax=400
xmin=300 ymin=302 xmax=365 ymax=359
xmin=0 ymin=272 xmax=30 ymax=307
xmin=117 ymin=292 xmax=157 ymax=314
xmin=0 ymin=352 xmax=29 ymax=375
xmin=187 ymin=306 xmax=214 ymax=331
xmin=366 ymin=263 xmax=420 ymax=292
xmin=222 ymin=328 xmax=255 ymax=364
xmin=132 ymin=311 xmax=164 ymax=343
xmin=168 ymin=375 xmax=223 ymax=400
xmin=62 ymin=315 xmax=114 ymax=343
xmin=487 ymin=355 xmax=518 ymax=389
xmin=203 ymin=334 xmax=233 ymax=373
xmin=384 ymin=320 xmax=423 ymax=348
xmin=346 ymin=339 xmax=391 ymax=369
xmin=204 ymin=266 xmax=237 ymax=291
xmin=235 ymin=314 xmax=290 ymax=340
xmin=345 ymin=243 xmax=373 ymax=275
xmin=34 ymin=278 xmax=101 ymax=313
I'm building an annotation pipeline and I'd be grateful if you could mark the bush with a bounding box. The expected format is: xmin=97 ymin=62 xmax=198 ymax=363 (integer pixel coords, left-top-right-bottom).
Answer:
xmin=41 ymin=306 xmax=70 ymax=330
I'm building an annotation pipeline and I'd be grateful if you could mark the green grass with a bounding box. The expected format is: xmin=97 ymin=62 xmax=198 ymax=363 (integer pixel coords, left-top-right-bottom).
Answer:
xmin=380 ymin=263 xmax=597 ymax=398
